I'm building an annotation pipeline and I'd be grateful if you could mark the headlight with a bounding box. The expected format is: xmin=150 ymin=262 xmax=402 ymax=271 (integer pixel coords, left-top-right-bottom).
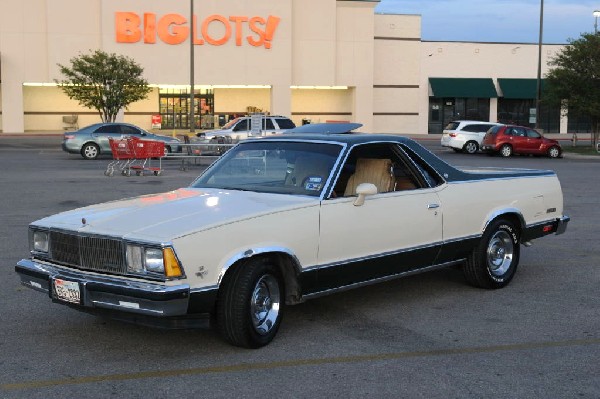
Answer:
xmin=32 ymin=231 xmax=49 ymax=253
xmin=126 ymin=244 xmax=183 ymax=278
xmin=145 ymin=248 xmax=164 ymax=273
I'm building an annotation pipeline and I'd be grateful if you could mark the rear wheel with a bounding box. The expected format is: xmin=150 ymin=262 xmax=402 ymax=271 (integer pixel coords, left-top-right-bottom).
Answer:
xmin=500 ymin=144 xmax=513 ymax=157
xmin=81 ymin=143 xmax=100 ymax=160
xmin=548 ymin=146 xmax=561 ymax=158
xmin=463 ymin=219 xmax=520 ymax=289
xmin=463 ymin=141 xmax=479 ymax=154
xmin=216 ymin=258 xmax=284 ymax=348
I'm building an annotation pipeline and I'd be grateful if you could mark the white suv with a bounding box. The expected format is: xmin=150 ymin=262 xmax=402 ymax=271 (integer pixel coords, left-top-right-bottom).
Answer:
xmin=441 ymin=120 xmax=503 ymax=154
xmin=196 ymin=115 xmax=296 ymax=142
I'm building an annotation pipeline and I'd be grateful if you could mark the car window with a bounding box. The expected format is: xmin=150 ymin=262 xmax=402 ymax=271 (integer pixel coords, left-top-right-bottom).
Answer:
xmin=94 ymin=125 xmax=118 ymax=134
xmin=275 ymin=118 xmax=296 ymax=129
xmin=526 ymin=129 xmax=541 ymax=138
xmin=264 ymin=119 xmax=275 ymax=130
xmin=330 ymin=143 xmax=428 ymax=198
xmin=444 ymin=122 xmax=461 ymax=130
xmin=121 ymin=125 xmax=142 ymax=136
xmin=488 ymin=125 xmax=503 ymax=135
xmin=462 ymin=124 xmax=489 ymax=133
xmin=233 ymin=119 xmax=249 ymax=131
xmin=512 ymin=127 xmax=526 ymax=137
xmin=192 ymin=141 xmax=341 ymax=197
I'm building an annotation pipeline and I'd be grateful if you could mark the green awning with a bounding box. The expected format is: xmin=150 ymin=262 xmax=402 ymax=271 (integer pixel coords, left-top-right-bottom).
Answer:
xmin=429 ymin=78 xmax=498 ymax=98
xmin=497 ymin=78 xmax=546 ymax=99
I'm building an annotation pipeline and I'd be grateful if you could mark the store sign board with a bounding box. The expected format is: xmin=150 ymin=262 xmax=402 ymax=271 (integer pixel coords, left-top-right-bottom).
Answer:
xmin=116 ymin=12 xmax=280 ymax=49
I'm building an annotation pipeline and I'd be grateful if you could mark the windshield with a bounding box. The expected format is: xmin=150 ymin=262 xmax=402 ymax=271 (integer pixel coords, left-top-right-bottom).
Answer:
xmin=222 ymin=118 xmax=241 ymax=129
xmin=191 ymin=141 xmax=342 ymax=197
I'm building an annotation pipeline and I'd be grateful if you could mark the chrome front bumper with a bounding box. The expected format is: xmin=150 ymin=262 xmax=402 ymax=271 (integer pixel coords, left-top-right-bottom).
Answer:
xmin=16 ymin=259 xmax=191 ymax=317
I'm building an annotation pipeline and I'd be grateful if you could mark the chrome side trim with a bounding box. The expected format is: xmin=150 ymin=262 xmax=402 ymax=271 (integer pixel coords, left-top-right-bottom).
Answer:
xmin=303 ymin=241 xmax=444 ymax=273
xmin=483 ymin=208 xmax=526 ymax=233
xmin=217 ymin=246 xmax=303 ymax=286
xmin=303 ymin=259 xmax=465 ymax=301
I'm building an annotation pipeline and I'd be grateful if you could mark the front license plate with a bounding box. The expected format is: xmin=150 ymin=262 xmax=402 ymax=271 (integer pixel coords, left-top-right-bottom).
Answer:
xmin=53 ymin=278 xmax=81 ymax=304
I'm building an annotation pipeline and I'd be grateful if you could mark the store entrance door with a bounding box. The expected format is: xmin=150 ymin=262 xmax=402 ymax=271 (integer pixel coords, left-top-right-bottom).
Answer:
xmin=159 ymin=88 xmax=214 ymax=130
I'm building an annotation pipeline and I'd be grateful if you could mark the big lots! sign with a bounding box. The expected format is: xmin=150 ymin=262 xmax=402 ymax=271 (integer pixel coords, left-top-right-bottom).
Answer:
xmin=116 ymin=12 xmax=281 ymax=49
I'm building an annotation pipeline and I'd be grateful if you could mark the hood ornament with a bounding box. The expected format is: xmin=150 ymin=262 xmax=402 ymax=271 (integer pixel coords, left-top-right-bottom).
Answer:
xmin=82 ymin=217 xmax=87 ymax=226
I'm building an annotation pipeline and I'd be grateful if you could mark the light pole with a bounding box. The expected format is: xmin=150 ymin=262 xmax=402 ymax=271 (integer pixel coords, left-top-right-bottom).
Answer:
xmin=535 ymin=0 xmax=544 ymax=130
xmin=189 ymin=0 xmax=195 ymax=133
xmin=594 ymin=10 xmax=600 ymax=33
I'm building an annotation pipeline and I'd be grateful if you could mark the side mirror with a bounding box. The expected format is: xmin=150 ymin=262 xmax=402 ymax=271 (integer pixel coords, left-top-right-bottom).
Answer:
xmin=353 ymin=183 xmax=377 ymax=206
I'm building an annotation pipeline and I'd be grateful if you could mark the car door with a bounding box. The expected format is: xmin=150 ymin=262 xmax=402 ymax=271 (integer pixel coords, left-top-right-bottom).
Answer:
xmin=524 ymin=128 xmax=544 ymax=154
xmin=231 ymin=119 xmax=250 ymax=141
xmin=315 ymin=143 xmax=443 ymax=293
xmin=91 ymin=124 xmax=123 ymax=153
xmin=507 ymin=126 xmax=528 ymax=152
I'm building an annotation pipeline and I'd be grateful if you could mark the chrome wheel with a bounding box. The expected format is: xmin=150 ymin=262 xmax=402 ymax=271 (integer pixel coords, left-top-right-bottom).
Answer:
xmin=500 ymin=144 xmax=512 ymax=157
xmin=82 ymin=143 xmax=99 ymax=160
xmin=464 ymin=141 xmax=478 ymax=154
xmin=548 ymin=146 xmax=561 ymax=158
xmin=486 ymin=230 xmax=514 ymax=277
xmin=250 ymin=274 xmax=281 ymax=335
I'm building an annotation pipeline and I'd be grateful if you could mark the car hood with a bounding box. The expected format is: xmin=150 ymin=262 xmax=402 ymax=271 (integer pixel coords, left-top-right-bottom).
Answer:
xmin=32 ymin=188 xmax=317 ymax=242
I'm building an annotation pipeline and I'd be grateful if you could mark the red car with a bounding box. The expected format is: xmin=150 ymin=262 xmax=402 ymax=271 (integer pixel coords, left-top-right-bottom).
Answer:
xmin=481 ymin=125 xmax=562 ymax=158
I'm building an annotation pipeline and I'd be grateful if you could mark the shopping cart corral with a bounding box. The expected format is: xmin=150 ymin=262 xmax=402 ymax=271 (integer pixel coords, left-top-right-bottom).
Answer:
xmin=165 ymin=139 xmax=235 ymax=171
xmin=106 ymin=137 xmax=165 ymax=176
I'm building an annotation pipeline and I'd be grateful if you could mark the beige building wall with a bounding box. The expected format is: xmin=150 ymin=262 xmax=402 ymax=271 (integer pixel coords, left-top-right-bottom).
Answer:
xmin=420 ymin=41 xmax=564 ymax=132
xmin=1 ymin=0 xmax=380 ymax=133
xmin=373 ymin=14 xmax=421 ymax=134
xmin=0 ymin=1 xmax=569 ymax=134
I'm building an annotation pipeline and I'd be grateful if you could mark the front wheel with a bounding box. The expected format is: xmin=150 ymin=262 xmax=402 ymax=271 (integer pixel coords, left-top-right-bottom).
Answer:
xmin=463 ymin=141 xmax=479 ymax=154
xmin=216 ymin=258 xmax=284 ymax=348
xmin=463 ymin=219 xmax=520 ymax=289
xmin=548 ymin=146 xmax=561 ymax=158
xmin=81 ymin=143 xmax=100 ymax=160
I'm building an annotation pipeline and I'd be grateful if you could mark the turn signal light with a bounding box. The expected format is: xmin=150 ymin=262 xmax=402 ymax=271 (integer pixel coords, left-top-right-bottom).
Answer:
xmin=164 ymin=247 xmax=183 ymax=278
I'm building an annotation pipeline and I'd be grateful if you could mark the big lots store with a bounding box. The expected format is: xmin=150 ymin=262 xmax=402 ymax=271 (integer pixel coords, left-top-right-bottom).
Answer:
xmin=0 ymin=0 xmax=585 ymax=134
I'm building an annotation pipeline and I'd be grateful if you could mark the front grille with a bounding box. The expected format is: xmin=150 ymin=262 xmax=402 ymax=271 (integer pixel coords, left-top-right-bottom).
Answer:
xmin=49 ymin=231 xmax=126 ymax=275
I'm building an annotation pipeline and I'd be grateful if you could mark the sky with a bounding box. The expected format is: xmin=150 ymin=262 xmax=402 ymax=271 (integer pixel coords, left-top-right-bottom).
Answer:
xmin=375 ymin=0 xmax=597 ymax=44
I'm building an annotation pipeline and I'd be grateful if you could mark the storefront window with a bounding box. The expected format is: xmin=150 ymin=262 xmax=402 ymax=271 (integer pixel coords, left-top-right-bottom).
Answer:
xmin=428 ymin=97 xmax=490 ymax=134
xmin=158 ymin=88 xmax=214 ymax=130
xmin=498 ymin=99 xmax=560 ymax=133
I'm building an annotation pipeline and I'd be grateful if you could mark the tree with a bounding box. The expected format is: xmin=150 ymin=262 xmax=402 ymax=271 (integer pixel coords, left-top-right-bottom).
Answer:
xmin=544 ymin=33 xmax=600 ymax=147
xmin=56 ymin=50 xmax=151 ymax=123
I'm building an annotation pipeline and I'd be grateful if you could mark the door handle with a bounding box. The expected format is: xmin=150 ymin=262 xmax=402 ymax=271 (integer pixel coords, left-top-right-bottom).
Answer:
xmin=428 ymin=204 xmax=440 ymax=209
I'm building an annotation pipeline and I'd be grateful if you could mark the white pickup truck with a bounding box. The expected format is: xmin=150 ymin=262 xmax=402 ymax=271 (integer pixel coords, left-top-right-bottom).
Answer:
xmin=16 ymin=133 xmax=569 ymax=348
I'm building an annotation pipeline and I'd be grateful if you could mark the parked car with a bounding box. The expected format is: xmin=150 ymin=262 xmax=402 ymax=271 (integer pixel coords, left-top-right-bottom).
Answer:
xmin=62 ymin=123 xmax=182 ymax=160
xmin=481 ymin=125 xmax=562 ymax=158
xmin=17 ymin=132 xmax=569 ymax=348
xmin=195 ymin=115 xmax=296 ymax=142
xmin=441 ymin=120 xmax=504 ymax=154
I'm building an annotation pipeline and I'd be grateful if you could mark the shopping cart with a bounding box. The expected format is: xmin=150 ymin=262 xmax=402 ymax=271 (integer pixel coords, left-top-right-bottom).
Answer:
xmin=105 ymin=137 xmax=165 ymax=176
xmin=127 ymin=137 xmax=166 ymax=176
xmin=105 ymin=137 xmax=136 ymax=176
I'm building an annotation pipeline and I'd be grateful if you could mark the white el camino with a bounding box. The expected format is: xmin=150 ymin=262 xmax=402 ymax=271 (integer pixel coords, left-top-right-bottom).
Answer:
xmin=16 ymin=133 xmax=569 ymax=348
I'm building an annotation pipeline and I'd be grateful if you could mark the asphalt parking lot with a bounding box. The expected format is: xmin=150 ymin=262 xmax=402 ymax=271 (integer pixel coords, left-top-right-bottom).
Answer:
xmin=0 ymin=136 xmax=598 ymax=398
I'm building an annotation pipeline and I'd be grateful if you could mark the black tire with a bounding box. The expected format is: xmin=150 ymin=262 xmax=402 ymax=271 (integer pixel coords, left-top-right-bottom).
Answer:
xmin=500 ymin=144 xmax=513 ymax=157
xmin=81 ymin=143 xmax=100 ymax=160
xmin=216 ymin=258 xmax=284 ymax=348
xmin=463 ymin=219 xmax=520 ymax=289
xmin=463 ymin=141 xmax=479 ymax=154
xmin=548 ymin=146 xmax=561 ymax=158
